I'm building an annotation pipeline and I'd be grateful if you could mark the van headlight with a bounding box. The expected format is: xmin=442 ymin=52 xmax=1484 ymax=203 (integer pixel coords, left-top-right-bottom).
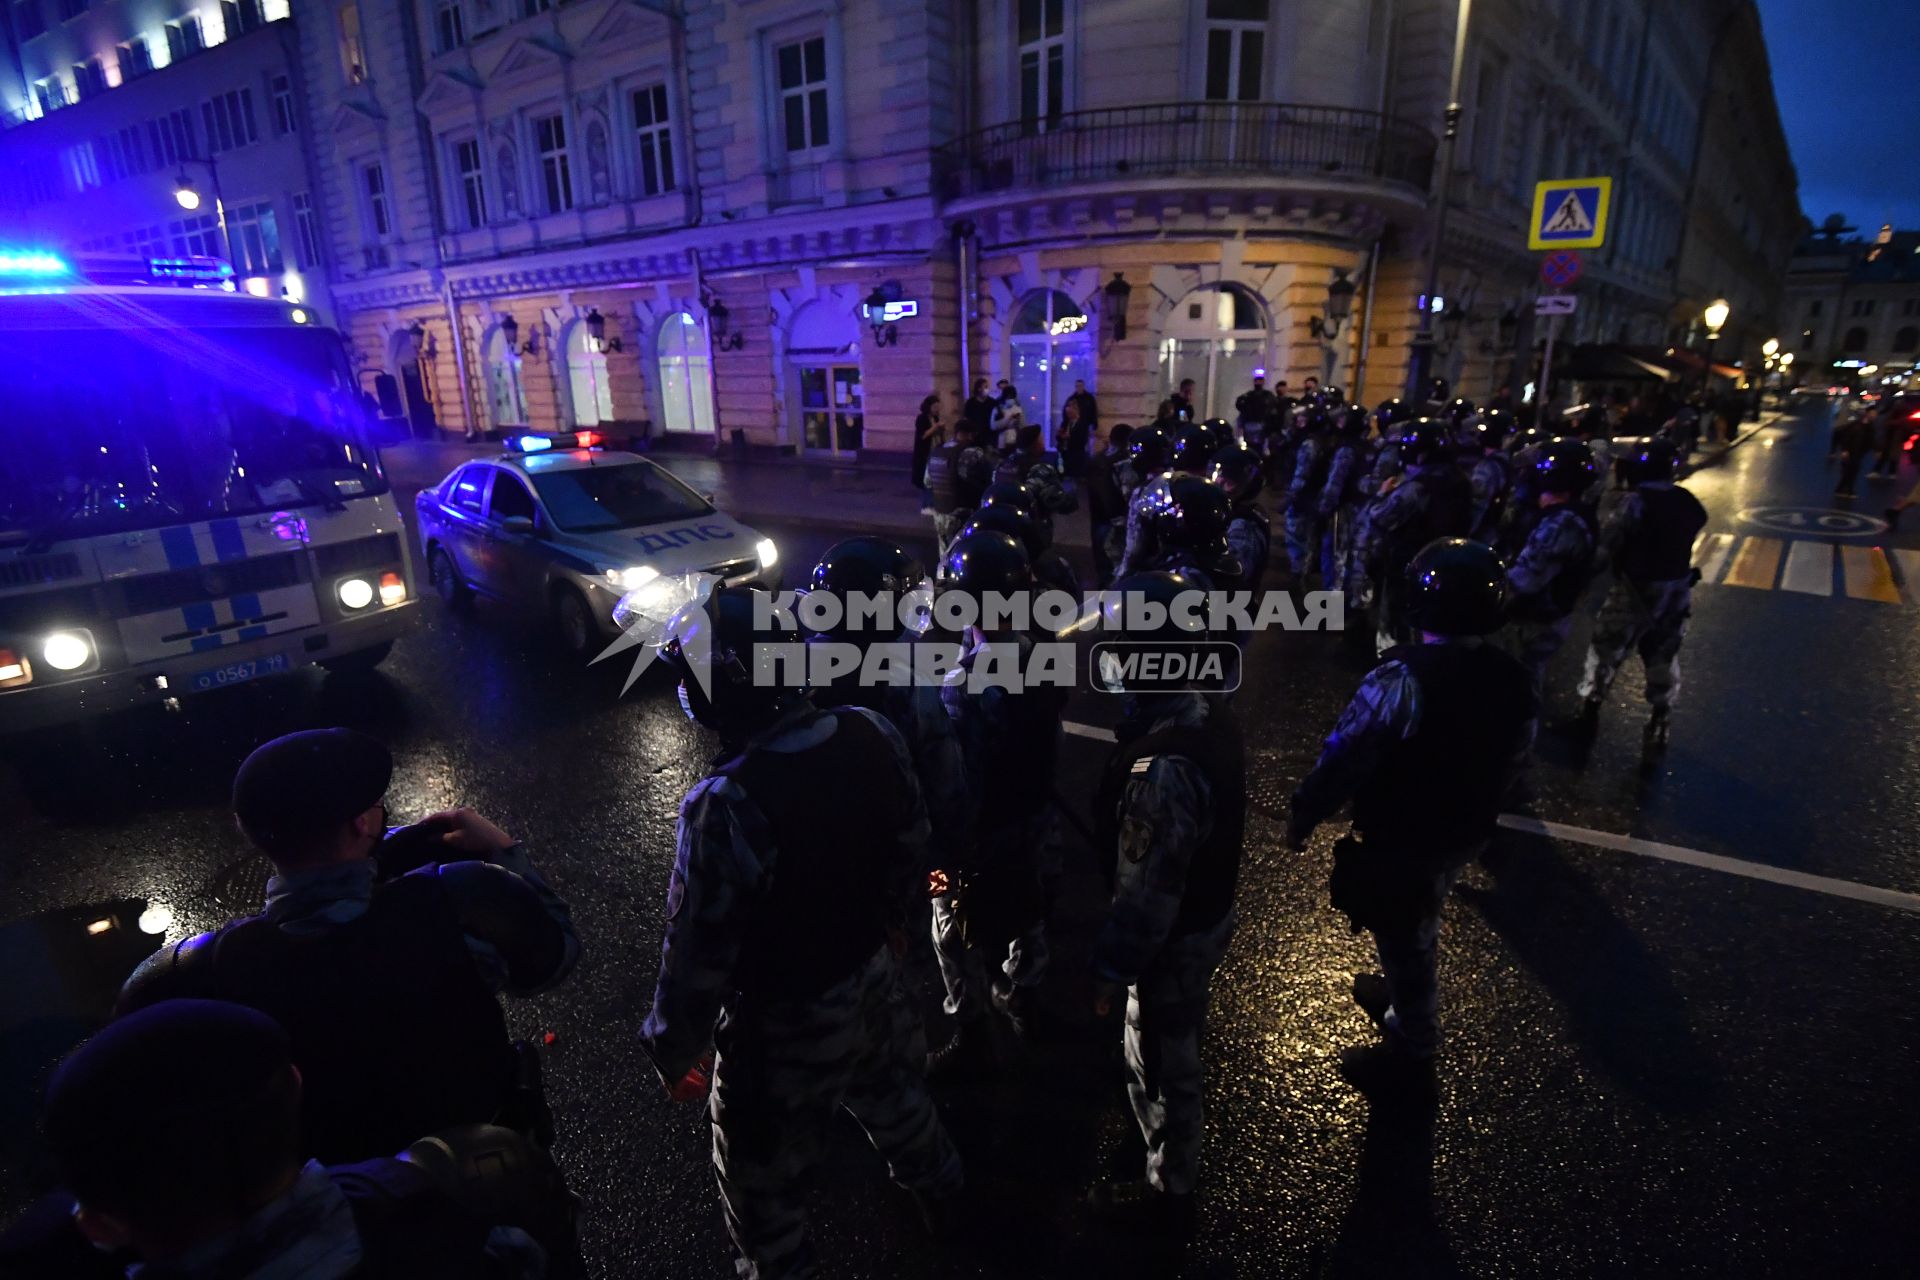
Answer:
xmin=756 ymin=538 xmax=778 ymax=570
xmin=337 ymin=577 xmax=375 ymax=609
xmin=42 ymin=630 xmax=94 ymax=672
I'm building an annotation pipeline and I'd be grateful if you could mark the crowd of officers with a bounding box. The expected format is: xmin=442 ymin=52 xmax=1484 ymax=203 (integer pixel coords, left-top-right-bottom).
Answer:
xmin=0 ymin=378 xmax=1713 ymax=1280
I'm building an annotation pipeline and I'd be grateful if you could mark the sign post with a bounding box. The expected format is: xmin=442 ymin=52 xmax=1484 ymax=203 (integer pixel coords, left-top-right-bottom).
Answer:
xmin=1535 ymin=294 xmax=1579 ymax=411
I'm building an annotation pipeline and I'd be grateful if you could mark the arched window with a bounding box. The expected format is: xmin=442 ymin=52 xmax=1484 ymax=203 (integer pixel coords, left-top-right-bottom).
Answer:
xmin=656 ymin=311 xmax=715 ymax=434
xmin=1842 ymin=326 xmax=1870 ymax=354
xmin=564 ymin=319 xmax=613 ymax=427
xmin=787 ymin=300 xmax=863 ymax=456
xmin=1008 ymin=289 xmax=1092 ymax=446
xmin=1892 ymin=326 xmax=1918 ymax=354
xmin=1158 ymin=283 xmax=1268 ymax=419
xmin=484 ymin=324 xmax=528 ymax=428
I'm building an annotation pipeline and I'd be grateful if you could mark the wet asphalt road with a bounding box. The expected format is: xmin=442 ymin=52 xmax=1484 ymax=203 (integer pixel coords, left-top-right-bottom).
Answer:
xmin=2 ymin=398 xmax=1917 ymax=1277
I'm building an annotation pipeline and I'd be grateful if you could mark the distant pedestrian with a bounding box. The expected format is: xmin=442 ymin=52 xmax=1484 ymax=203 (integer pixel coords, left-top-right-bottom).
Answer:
xmin=1834 ymin=413 xmax=1874 ymax=497
xmin=1086 ymin=422 xmax=1134 ymax=585
xmin=991 ymin=384 xmax=1026 ymax=449
xmin=912 ymin=394 xmax=943 ymax=510
xmin=963 ymin=378 xmax=997 ymax=435
xmin=1068 ymin=379 xmax=1099 ymax=431
xmin=1170 ymin=379 xmax=1198 ymax=422
xmin=1870 ymin=404 xmax=1903 ymax=477
xmin=1060 ymin=395 xmax=1091 ymax=478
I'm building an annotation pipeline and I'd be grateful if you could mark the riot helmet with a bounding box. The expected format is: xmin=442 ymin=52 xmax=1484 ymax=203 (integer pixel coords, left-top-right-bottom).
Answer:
xmin=804 ymin=537 xmax=929 ymax=644
xmin=1476 ymin=410 xmax=1515 ymax=452
xmin=1395 ymin=418 xmax=1453 ymax=466
xmin=1128 ymin=423 xmax=1172 ymax=474
xmin=1623 ymin=437 xmax=1679 ymax=486
xmin=1405 ymin=538 xmax=1508 ymax=637
xmin=1207 ymin=441 xmax=1266 ymax=502
xmin=660 ymin=585 xmax=806 ymax=742
xmin=1535 ymin=438 xmax=1598 ymax=496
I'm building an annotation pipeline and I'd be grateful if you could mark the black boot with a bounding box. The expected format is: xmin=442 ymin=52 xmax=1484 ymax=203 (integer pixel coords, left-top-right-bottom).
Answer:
xmin=1351 ymin=972 xmax=1392 ymax=1033
xmin=925 ymin=1018 xmax=990 ymax=1080
xmin=1644 ymin=705 xmax=1672 ymax=751
xmin=1087 ymin=1179 xmax=1197 ymax=1237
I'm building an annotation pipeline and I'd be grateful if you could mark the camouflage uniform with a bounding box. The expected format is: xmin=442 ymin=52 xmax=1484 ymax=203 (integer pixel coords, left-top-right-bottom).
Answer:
xmin=934 ymin=633 xmax=1064 ymax=1020
xmin=639 ymin=705 xmax=962 ymax=1280
xmin=1317 ymin=438 xmax=1367 ymax=592
xmin=929 ymin=443 xmax=994 ymax=551
xmin=1291 ymin=647 xmax=1529 ymax=1057
xmin=1099 ymin=457 xmax=1143 ymax=575
xmin=1282 ymin=433 xmax=1330 ymax=576
xmin=1465 ymin=453 xmax=1512 ymax=544
xmin=1496 ymin=505 xmax=1598 ymax=695
xmin=1094 ymin=695 xmax=1236 ymax=1195
xmin=1114 ymin=475 xmax=1168 ymax=580
xmin=1577 ymin=484 xmax=1701 ymax=710
xmin=1354 ymin=463 xmax=1471 ymax=654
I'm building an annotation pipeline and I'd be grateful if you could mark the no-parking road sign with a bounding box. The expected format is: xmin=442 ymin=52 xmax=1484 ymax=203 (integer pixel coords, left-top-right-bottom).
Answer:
xmin=1541 ymin=251 xmax=1583 ymax=288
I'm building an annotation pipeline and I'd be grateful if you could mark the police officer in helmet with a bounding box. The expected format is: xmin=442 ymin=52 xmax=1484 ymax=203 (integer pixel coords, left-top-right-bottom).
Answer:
xmin=118 ymin=730 xmax=581 ymax=1167
xmin=1280 ymin=405 xmax=1338 ymax=584
xmin=1289 ymin=539 xmax=1535 ymax=1092
xmin=928 ymin=530 xmax=1067 ymax=1063
xmin=1136 ymin=472 xmax=1245 ymax=591
xmin=1167 ymin=422 xmax=1217 ymax=475
xmin=639 ymin=586 xmax=962 ymax=1275
xmin=1577 ymin=438 xmax=1709 ymax=747
xmin=925 ymin=417 xmax=995 ymax=551
xmin=1496 ymin=438 xmax=1601 ymax=713
xmin=804 ymin=535 xmax=971 ymax=867
xmin=1354 ymin=419 xmax=1474 ymax=653
xmin=963 ymin=502 xmax=1080 ymax=596
xmin=1209 ymin=441 xmax=1272 ymax=591
xmin=1465 ymin=409 xmax=1517 ymax=544
xmin=1086 ymin=570 xmax=1245 ymax=1234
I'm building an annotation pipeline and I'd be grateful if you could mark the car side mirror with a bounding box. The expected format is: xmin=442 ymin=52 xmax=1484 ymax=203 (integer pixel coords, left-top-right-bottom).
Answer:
xmin=500 ymin=515 xmax=536 ymax=535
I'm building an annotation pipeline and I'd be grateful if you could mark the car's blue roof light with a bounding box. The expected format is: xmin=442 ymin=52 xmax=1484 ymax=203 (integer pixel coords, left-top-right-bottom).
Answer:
xmin=146 ymin=255 xmax=234 ymax=283
xmin=506 ymin=432 xmax=604 ymax=454
xmin=0 ymin=251 xmax=70 ymax=277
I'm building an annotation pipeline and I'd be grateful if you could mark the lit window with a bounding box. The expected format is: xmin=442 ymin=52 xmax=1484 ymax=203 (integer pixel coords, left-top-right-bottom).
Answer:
xmin=339 ymin=3 xmax=366 ymax=84
xmin=228 ymin=202 xmax=282 ymax=274
xmin=118 ymin=38 xmax=153 ymax=81
xmin=166 ymin=14 xmax=204 ymax=60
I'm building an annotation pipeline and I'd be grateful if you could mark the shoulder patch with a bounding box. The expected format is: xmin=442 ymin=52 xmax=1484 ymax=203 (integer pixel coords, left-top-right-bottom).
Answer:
xmin=1130 ymin=755 xmax=1156 ymax=775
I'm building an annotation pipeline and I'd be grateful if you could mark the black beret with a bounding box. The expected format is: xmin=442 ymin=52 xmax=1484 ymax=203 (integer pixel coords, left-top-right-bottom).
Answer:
xmin=232 ymin=728 xmax=392 ymax=850
xmin=44 ymin=1000 xmax=292 ymax=1197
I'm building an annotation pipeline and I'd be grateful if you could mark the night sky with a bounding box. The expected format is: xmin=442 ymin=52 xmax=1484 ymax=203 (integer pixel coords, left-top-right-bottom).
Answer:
xmin=1756 ymin=0 xmax=1920 ymax=233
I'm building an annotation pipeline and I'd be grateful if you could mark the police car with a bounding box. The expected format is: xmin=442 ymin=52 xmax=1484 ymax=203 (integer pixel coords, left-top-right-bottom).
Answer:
xmin=415 ymin=433 xmax=780 ymax=656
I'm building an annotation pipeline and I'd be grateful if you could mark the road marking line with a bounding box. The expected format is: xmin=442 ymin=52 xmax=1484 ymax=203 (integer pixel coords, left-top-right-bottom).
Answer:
xmin=1840 ymin=545 xmax=1901 ymax=603
xmin=1692 ymin=532 xmax=1735 ymax=583
xmin=1892 ymin=548 xmax=1920 ymax=602
xmin=1722 ymin=536 xmax=1783 ymax=589
xmin=1063 ymin=721 xmax=1118 ymax=743
xmin=1497 ymin=815 xmax=1920 ymax=915
xmin=1778 ymin=540 xmax=1834 ymax=595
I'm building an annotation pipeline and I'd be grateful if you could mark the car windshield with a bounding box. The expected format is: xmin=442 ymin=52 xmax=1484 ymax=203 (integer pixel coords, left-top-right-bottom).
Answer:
xmin=0 ymin=323 xmax=384 ymax=540
xmin=529 ymin=460 xmax=713 ymax=532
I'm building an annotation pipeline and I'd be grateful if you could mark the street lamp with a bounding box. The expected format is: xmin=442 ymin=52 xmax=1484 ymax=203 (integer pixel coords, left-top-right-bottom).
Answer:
xmin=170 ymin=159 xmax=233 ymax=268
xmin=1703 ymin=299 xmax=1731 ymax=340
xmin=1309 ymin=270 xmax=1358 ymax=340
xmin=1103 ymin=272 xmax=1133 ymax=341
xmin=1407 ymin=0 xmax=1475 ymax=399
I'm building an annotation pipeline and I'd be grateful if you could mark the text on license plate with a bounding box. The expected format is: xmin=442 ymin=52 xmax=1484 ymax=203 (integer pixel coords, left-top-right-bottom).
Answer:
xmin=189 ymin=653 xmax=290 ymax=692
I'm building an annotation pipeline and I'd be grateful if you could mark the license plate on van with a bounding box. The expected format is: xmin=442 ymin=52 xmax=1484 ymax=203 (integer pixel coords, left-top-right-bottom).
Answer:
xmin=188 ymin=652 xmax=290 ymax=692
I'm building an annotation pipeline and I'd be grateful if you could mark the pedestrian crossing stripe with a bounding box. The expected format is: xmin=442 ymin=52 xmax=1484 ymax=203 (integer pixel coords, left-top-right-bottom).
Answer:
xmin=1691 ymin=534 xmax=1920 ymax=604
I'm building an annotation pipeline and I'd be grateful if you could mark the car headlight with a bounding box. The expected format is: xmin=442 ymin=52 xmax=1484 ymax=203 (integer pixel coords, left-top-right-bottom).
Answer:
xmin=756 ymin=538 xmax=779 ymax=570
xmin=606 ymin=565 xmax=661 ymax=590
xmin=337 ymin=577 xmax=375 ymax=609
xmin=42 ymin=630 xmax=94 ymax=672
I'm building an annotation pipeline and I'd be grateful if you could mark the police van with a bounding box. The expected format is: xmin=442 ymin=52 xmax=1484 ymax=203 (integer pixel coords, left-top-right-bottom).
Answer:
xmin=0 ymin=251 xmax=417 ymax=732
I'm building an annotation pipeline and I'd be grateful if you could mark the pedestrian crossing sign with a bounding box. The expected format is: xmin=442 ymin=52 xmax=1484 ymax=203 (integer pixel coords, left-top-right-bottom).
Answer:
xmin=1529 ymin=177 xmax=1613 ymax=250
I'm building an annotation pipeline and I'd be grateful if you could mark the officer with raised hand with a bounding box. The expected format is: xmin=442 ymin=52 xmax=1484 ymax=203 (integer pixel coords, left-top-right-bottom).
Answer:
xmin=1087 ymin=570 xmax=1245 ymax=1236
xmin=1354 ymin=419 xmax=1474 ymax=653
xmin=118 ymin=730 xmax=580 ymax=1167
xmin=1577 ymin=438 xmax=1709 ymax=748
xmin=639 ymin=587 xmax=962 ymax=1277
xmin=1497 ymin=439 xmax=1601 ymax=706
xmin=928 ymin=530 xmax=1068 ymax=1066
xmin=1288 ymin=540 xmax=1535 ymax=1092
xmin=1465 ymin=409 xmax=1517 ymax=543
xmin=1210 ymin=441 xmax=1272 ymax=590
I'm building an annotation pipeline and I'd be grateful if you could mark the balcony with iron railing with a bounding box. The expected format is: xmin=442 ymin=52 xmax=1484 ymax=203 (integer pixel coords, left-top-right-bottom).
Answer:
xmin=935 ymin=101 xmax=1437 ymax=207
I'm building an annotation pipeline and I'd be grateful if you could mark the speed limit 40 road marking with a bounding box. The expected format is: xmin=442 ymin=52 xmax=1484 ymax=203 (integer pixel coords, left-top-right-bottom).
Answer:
xmin=1736 ymin=506 xmax=1888 ymax=537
